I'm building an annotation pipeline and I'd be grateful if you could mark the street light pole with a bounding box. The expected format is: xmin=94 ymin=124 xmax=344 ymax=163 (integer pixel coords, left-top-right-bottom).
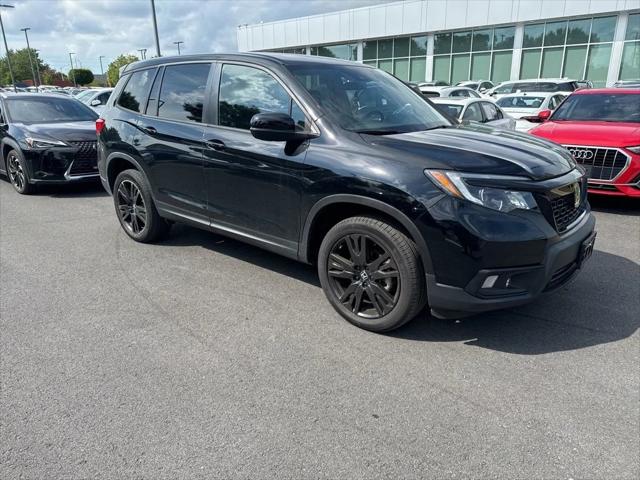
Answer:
xmin=0 ymin=4 xmax=16 ymax=92
xmin=173 ymin=41 xmax=183 ymax=55
xmin=99 ymin=55 xmax=108 ymax=87
xmin=33 ymin=48 xmax=42 ymax=86
xmin=20 ymin=27 xmax=38 ymax=88
xmin=150 ymin=0 xmax=161 ymax=57
xmin=68 ymin=52 xmax=76 ymax=87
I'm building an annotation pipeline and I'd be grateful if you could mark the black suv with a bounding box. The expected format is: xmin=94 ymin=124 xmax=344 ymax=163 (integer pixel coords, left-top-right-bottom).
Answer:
xmin=0 ymin=93 xmax=99 ymax=194
xmin=97 ymin=54 xmax=596 ymax=332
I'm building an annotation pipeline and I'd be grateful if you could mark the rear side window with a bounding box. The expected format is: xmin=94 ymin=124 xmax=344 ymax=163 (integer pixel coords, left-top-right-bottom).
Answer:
xmin=462 ymin=103 xmax=483 ymax=121
xmin=480 ymin=102 xmax=500 ymax=121
xmin=117 ymin=68 xmax=156 ymax=113
xmin=218 ymin=64 xmax=304 ymax=131
xmin=157 ymin=63 xmax=211 ymax=123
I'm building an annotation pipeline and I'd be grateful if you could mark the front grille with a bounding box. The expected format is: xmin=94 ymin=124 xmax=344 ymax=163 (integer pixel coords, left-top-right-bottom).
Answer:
xmin=534 ymin=180 xmax=586 ymax=234
xmin=67 ymin=141 xmax=98 ymax=175
xmin=563 ymin=145 xmax=629 ymax=181
xmin=544 ymin=262 xmax=578 ymax=291
xmin=551 ymin=193 xmax=583 ymax=233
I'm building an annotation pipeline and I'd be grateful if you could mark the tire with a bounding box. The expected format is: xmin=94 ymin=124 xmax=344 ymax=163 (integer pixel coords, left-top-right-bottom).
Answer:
xmin=6 ymin=149 xmax=35 ymax=195
xmin=318 ymin=216 xmax=426 ymax=332
xmin=113 ymin=168 xmax=169 ymax=243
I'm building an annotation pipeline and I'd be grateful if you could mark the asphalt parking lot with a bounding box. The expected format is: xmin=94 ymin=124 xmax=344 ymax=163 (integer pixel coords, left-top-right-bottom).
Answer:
xmin=1 ymin=179 xmax=638 ymax=479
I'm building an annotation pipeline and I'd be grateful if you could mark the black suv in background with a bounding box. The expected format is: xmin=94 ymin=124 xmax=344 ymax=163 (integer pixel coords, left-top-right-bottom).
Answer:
xmin=0 ymin=93 xmax=99 ymax=194
xmin=97 ymin=53 xmax=596 ymax=332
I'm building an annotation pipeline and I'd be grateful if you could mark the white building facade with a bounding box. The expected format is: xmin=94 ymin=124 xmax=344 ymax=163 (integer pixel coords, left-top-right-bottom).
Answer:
xmin=237 ymin=0 xmax=640 ymax=87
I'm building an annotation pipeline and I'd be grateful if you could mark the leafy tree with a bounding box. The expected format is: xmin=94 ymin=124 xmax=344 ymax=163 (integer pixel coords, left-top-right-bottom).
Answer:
xmin=107 ymin=54 xmax=139 ymax=86
xmin=0 ymin=48 xmax=46 ymax=85
xmin=69 ymin=68 xmax=94 ymax=86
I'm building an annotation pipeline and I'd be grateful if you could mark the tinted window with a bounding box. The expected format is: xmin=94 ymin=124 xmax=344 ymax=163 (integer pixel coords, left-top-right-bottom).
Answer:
xmin=97 ymin=92 xmax=111 ymax=105
xmin=435 ymin=103 xmax=463 ymax=118
xmin=480 ymin=102 xmax=499 ymax=121
xmin=6 ymin=97 xmax=98 ymax=124
xmin=497 ymin=96 xmax=546 ymax=108
xmin=552 ymin=93 xmax=640 ymax=122
xmin=219 ymin=64 xmax=293 ymax=130
xmin=450 ymin=89 xmax=469 ymax=97
xmin=117 ymin=69 xmax=156 ymax=113
xmin=495 ymin=83 xmax=513 ymax=94
xmin=158 ymin=63 xmax=211 ymax=123
xmin=462 ymin=103 xmax=483 ymax=121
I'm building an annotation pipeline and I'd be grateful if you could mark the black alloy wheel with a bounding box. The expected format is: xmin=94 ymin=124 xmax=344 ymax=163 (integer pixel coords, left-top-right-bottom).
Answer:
xmin=6 ymin=150 xmax=33 ymax=194
xmin=117 ymin=179 xmax=147 ymax=235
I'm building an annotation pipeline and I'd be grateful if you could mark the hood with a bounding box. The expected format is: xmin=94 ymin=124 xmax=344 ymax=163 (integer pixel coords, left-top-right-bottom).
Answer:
xmin=530 ymin=121 xmax=640 ymax=147
xmin=20 ymin=121 xmax=97 ymax=142
xmin=363 ymin=124 xmax=574 ymax=180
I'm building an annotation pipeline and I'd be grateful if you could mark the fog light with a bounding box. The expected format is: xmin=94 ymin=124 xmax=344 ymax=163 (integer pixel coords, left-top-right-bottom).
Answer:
xmin=481 ymin=275 xmax=499 ymax=289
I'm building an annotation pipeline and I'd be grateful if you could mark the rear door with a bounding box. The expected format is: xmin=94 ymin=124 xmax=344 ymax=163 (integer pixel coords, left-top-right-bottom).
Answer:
xmin=134 ymin=62 xmax=212 ymax=222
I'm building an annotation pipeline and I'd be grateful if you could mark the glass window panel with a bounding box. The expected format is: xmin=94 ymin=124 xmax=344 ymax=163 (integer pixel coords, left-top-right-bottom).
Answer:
xmin=394 ymin=58 xmax=409 ymax=81
xmin=363 ymin=41 xmax=377 ymax=60
xmin=619 ymin=42 xmax=640 ymax=80
xmin=626 ymin=13 xmax=640 ymax=41
xmin=316 ymin=44 xmax=357 ymax=60
xmin=394 ymin=37 xmax=410 ymax=57
xmin=409 ymin=57 xmax=427 ymax=82
xmin=541 ymin=47 xmax=563 ymax=77
xmin=433 ymin=56 xmax=451 ymax=83
xmin=491 ymin=51 xmax=512 ymax=83
xmin=471 ymin=52 xmax=491 ymax=79
xmin=523 ymin=23 xmax=545 ymax=48
xmin=566 ymin=18 xmax=590 ymax=45
xmin=410 ymin=36 xmax=428 ymax=56
xmin=563 ymin=45 xmax=587 ymax=79
xmin=117 ymin=68 xmax=156 ymax=113
xmin=590 ymin=16 xmax=616 ymax=43
xmin=520 ymin=49 xmax=541 ymax=78
xmin=434 ymin=33 xmax=452 ymax=55
xmin=158 ymin=63 xmax=210 ymax=123
xmin=378 ymin=39 xmax=393 ymax=59
xmin=544 ymin=21 xmax=567 ymax=46
xmin=472 ymin=29 xmax=492 ymax=51
xmin=378 ymin=59 xmax=393 ymax=74
xmin=453 ymin=31 xmax=472 ymax=53
xmin=451 ymin=54 xmax=470 ymax=83
xmin=585 ymin=44 xmax=612 ymax=87
xmin=493 ymin=27 xmax=515 ymax=50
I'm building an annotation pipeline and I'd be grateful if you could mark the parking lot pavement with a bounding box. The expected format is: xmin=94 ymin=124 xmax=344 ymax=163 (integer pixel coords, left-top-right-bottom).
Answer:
xmin=0 ymin=179 xmax=638 ymax=479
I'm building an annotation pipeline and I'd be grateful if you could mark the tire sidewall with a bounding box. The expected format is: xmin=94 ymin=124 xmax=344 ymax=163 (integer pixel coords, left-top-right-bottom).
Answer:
xmin=318 ymin=219 xmax=421 ymax=332
xmin=113 ymin=169 xmax=156 ymax=242
xmin=6 ymin=149 xmax=32 ymax=194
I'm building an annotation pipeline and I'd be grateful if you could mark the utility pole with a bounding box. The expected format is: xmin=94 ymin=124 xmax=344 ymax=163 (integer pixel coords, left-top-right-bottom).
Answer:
xmin=68 ymin=52 xmax=76 ymax=87
xmin=150 ymin=0 xmax=161 ymax=57
xmin=21 ymin=27 xmax=38 ymax=87
xmin=137 ymin=48 xmax=147 ymax=60
xmin=0 ymin=4 xmax=16 ymax=92
xmin=99 ymin=55 xmax=108 ymax=86
xmin=33 ymin=48 xmax=42 ymax=86
xmin=173 ymin=41 xmax=183 ymax=55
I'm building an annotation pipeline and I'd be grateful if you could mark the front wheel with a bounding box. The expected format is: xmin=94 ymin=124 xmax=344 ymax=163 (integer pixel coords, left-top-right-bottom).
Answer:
xmin=113 ymin=169 xmax=169 ymax=243
xmin=6 ymin=150 xmax=34 ymax=194
xmin=318 ymin=216 xmax=426 ymax=332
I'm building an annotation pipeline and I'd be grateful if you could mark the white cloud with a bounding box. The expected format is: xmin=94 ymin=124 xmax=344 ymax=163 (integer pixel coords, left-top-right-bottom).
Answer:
xmin=1 ymin=0 xmax=384 ymax=74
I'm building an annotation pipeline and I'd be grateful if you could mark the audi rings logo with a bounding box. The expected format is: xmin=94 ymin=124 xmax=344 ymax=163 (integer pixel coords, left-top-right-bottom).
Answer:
xmin=568 ymin=148 xmax=594 ymax=160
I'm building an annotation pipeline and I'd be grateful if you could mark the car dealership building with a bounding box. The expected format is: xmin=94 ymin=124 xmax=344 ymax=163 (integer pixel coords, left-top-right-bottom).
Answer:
xmin=237 ymin=0 xmax=640 ymax=87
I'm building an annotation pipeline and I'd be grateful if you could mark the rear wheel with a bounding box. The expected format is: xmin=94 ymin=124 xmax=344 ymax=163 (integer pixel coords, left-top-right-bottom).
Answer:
xmin=6 ymin=150 xmax=34 ymax=194
xmin=113 ymin=169 xmax=169 ymax=243
xmin=318 ymin=216 xmax=426 ymax=332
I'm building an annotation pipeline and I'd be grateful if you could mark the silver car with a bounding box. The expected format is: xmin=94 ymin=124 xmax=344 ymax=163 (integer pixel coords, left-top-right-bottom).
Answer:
xmin=431 ymin=98 xmax=516 ymax=130
xmin=77 ymin=88 xmax=114 ymax=113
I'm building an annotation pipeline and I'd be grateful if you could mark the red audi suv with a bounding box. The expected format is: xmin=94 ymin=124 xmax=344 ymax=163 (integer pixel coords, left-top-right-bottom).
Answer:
xmin=530 ymin=88 xmax=640 ymax=197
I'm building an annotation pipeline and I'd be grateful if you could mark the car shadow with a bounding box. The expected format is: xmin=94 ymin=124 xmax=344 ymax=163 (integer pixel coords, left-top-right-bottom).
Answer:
xmin=32 ymin=180 xmax=109 ymax=198
xmin=162 ymin=224 xmax=638 ymax=355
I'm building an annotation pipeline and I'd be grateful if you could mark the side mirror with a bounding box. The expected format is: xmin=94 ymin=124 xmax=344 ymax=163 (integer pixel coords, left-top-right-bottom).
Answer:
xmin=479 ymin=87 xmax=487 ymax=93
xmin=250 ymin=112 xmax=315 ymax=142
xmin=538 ymin=109 xmax=552 ymax=122
xmin=90 ymin=99 xmax=101 ymax=106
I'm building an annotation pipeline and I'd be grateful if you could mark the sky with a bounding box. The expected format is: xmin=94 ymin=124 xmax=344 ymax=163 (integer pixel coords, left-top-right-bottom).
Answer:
xmin=1 ymin=0 xmax=386 ymax=75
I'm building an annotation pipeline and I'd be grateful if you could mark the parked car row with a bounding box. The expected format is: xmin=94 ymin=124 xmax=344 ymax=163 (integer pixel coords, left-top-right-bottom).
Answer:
xmin=0 ymin=54 xmax=636 ymax=334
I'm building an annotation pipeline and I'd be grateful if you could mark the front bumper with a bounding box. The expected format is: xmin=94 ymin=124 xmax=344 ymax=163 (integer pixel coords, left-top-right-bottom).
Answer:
xmin=24 ymin=144 xmax=99 ymax=184
xmin=426 ymin=210 xmax=596 ymax=318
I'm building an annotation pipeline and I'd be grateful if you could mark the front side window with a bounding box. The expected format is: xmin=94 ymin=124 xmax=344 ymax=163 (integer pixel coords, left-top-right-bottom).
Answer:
xmin=157 ymin=63 xmax=211 ymax=123
xmin=552 ymin=93 xmax=640 ymax=122
xmin=462 ymin=103 xmax=483 ymax=121
xmin=480 ymin=102 xmax=499 ymax=121
xmin=495 ymin=83 xmax=513 ymax=94
xmin=218 ymin=64 xmax=303 ymax=131
xmin=117 ymin=68 xmax=156 ymax=113
xmin=6 ymin=97 xmax=98 ymax=124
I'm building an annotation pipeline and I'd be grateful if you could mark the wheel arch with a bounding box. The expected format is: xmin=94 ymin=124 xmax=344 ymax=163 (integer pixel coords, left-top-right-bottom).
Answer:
xmin=299 ymin=194 xmax=434 ymax=274
xmin=105 ymin=152 xmax=147 ymax=192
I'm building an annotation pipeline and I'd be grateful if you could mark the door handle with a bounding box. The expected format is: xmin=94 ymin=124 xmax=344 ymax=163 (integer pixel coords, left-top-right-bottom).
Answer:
xmin=142 ymin=125 xmax=157 ymax=135
xmin=206 ymin=139 xmax=226 ymax=151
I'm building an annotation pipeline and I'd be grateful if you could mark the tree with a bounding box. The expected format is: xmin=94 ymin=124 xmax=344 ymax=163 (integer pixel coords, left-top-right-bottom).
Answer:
xmin=107 ymin=54 xmax=139 ymax=86
xmin=0 ymin=48 xmax=46 ymax=85
xmin=69 ymin=68 xmax=94 ymax=86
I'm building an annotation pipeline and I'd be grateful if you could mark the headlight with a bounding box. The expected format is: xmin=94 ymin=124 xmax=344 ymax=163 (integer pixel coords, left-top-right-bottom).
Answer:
xmin=425 ymin=170 xmax=537 ymax=212
xmin=626 ymin=145 xmax=640 ymax=154
xmin=25 ymin=137 xmax=68 ymax=149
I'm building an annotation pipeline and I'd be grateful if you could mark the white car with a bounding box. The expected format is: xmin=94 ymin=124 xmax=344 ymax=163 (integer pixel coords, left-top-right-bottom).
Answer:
xmin=495 ymin=92 xmax=566 ymax=132
xmin=431 ymin=98 xmax=516 ymax=130
xmin=455 ymin=80 xmax=495 ymax=94
xmin=419 ymin=85 xmax=480 ymax=99
xmin=486 ymin=78 xmax=583 ymax=100
xmin=77 ymin=88 xmax=114 ymax=113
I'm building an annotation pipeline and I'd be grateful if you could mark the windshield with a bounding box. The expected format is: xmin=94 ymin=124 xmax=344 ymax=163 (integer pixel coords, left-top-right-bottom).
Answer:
xmin=552 ymin=93 xmax=640 ymax=122
xmin=434 ymin=103 xmax=463 ymax=118
xmin=497 ymin=96 xmax=546 ymax=109
xmin=457 ymin=82 xmax=478 ymax=89
xmin=75 ymin=90 xmax=94 ymax=102
xmin=6 ymin=97 xmax=98 ymax=124
xmin=287 ymin=64 xmax=450 ymax=134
